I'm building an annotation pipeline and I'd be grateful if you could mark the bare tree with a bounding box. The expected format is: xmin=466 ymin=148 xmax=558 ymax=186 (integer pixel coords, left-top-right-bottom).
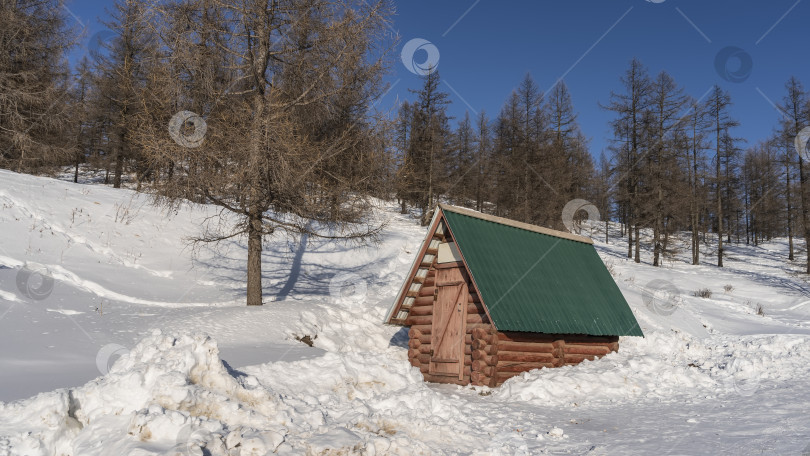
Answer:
xmin=93 ymin=0 xmax=156 ymax=188
xmin=778 ymin=77 xmax=810 ymax=273
xmin=603 ymin=58 xmax=651 ymax=263
xmin=136 ymin=0 xmax=394 ymax=306
xmin=685 ymin=97 xmax=709 ymax=265
xmin=406 ymin=68 xmax=451 ymax=224
xmin=642 ymin=71 xmax=688 ymax=266
xmin=705 ymin=85 xmax=739 ymax=268
xmin=0 ymin=0 xmax=76 ymax=171
xmin=473 ymin=110 xmax=491 ymax=212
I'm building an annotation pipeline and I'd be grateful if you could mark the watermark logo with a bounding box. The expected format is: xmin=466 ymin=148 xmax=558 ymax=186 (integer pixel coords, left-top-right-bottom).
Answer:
xmin=794 ymin=126 xmax=810 ymax=162
xmin=87 ymin=29 xmax=115 ymax=62
xmin=328 ymin=272 xmax=368 ymax=307
xmin=95 ymin=343 xmax=130 ymax=375
xmin=168 ymin=111 xmax=207 ymax=148
xmin=714 ymin=46 xmax=753 ymax=83
xmin=401 ymin=38 xmax=440 ymax=76
xmin=722 ymin=359 xmax=760 ymax=397
xmin=16 ymin=262 xmax=54 ymax=301
xmin=642 ymin=279 xmax=682 ymax=316
xmin=561 ymin=199 xmax=600 ymax=234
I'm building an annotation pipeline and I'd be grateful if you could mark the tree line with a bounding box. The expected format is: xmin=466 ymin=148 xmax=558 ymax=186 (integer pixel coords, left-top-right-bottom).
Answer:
xmin=2 ymin=0 xmax=809 ymax=308
xmin=394 ymin=60 xmax=810 ymax=274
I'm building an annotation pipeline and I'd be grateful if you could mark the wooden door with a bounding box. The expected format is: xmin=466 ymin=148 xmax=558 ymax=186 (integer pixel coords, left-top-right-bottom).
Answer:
xmin=430 ymin=266 xmax=468 ymax=379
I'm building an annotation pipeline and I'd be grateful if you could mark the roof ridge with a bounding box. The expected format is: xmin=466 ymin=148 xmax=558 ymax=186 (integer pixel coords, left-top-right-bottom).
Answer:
xmin=438 ymin=204 xmax=594 ymax=245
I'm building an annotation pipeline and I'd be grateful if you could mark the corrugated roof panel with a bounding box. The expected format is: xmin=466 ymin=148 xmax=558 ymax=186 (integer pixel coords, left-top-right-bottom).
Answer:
xmin=443 ymin=209 xmax=643 ymax=337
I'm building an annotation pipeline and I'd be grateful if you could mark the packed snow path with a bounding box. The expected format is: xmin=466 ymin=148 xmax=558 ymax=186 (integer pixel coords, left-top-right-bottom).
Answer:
xmin=1 ymin=169 xmax=810 ymax=455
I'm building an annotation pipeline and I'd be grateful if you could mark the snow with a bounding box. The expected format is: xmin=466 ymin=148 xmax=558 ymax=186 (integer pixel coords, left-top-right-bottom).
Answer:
xmin=2 ymin=169 xmax=810 ymax=454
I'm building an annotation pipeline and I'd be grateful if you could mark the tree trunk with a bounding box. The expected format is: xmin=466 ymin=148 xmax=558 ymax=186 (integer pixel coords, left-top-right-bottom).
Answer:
xmin=787 ymin=156 xmax=794 ymax=260
xmin=605 ymin=218 xmax=609 ymax=244
xmin=716 ymin=124 xmax=723 ymax=268
xmin=627 ymin=214 xmax=633 ymax=258
xmin=653 ymin=173 xmax=663 ymax=267
xmin=247 ymin=213 xmax=263 ymax=306
xmin=634 ymin=225 xmax=640 ymax=263
xmin=799 ymin=155 xmax=810 ymax=274
xmin=113 ymin=147 xmax=123 ymax=188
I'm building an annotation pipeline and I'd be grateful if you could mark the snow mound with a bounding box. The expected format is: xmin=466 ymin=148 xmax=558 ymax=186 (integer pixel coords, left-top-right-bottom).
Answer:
xmin=0 ymin=330 xmax=452 ymax=455
xmin=0 ymin=330 xmax=288 ymax=456
xmin=494 ymin=330 xmax=810 ymax=406
xmin=494 ymin=331 xmax=716 ymax=405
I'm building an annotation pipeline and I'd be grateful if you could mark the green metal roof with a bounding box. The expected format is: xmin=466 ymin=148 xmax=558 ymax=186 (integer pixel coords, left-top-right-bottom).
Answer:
xmin=443 ymin=208 xmax=643 ymax=337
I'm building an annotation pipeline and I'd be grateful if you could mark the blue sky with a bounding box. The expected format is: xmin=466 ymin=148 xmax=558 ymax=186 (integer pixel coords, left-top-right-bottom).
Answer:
xmin=64 ymin=0 xmax=808 ymax=157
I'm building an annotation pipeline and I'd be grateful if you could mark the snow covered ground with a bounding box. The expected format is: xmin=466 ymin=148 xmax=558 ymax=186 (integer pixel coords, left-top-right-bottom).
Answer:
xmin=1 ymin=169 xmax=810 ymax=455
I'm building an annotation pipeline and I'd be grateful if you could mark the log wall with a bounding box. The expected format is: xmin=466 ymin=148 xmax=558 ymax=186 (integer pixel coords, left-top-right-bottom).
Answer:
xmin=402 ymin=218 xmax=620 ymax=388
xmin=492 ymin=332 xmax=619 ymax=386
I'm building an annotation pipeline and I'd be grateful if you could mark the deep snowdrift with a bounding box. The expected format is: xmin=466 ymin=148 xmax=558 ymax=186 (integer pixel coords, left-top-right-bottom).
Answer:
xmin=2 ymin=169 xmax=810 ymax=455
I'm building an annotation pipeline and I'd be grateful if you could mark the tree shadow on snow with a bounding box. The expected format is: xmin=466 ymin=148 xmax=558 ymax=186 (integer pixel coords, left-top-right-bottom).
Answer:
xmin=190 ymin=233 xmax=394 ymax=303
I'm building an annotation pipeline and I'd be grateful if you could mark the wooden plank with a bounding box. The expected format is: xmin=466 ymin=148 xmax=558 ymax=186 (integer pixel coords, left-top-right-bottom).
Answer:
xmin=497 ymin=352 xmax=555 ymax=363
xmin=564 ymin=354 xmax=599 ymax=364
xmin=418 ymin=286 xmax=435 ymax=297
xmin=496 ymin=362 xmax=554 ymax=372
xmin=466 ymin=313 xmax=490 ymax=324
xmin=498 ymin=342 xmax=554 ymax=353
xmin=409 ymin=325 xmax=431 ymax=336
xmin=494 ymin=371 xmax=523 ymax=385
xmin=563 ymin=345 xmax=610 ymax=356
xmin=405 ymin=315 xmax=432 ymax=326
xmin=409 ymin=306 xmax=433 ymax=317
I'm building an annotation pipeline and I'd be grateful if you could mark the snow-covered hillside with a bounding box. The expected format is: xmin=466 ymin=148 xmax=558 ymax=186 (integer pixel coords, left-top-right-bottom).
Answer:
xmin=1 ymin=169 xmax=810 ymax=455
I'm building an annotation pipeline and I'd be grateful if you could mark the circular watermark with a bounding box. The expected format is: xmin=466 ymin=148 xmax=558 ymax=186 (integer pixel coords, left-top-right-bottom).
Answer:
xmin=87 ymin=29 xmax=115 ymax=62
xmin=328 ymin=272 xmax=368 ymax=307
xmin=95 ymin=343 xmax=130 ymax=375
xmin=561 ymin=199 xmax=600 ymax=234
xmin=794 ymin=126 xmax=810 ymax=162
xmin=645 ymin=0 xmax=666 ymax=3
xmin=168 ymin=111 xmax=207 ymax=148
xmin=16 ymin=263 xmax=55 ymax=301
xmin=722 ymin=361 xmax=760 ymax=397
xmin=714 ymin=46 xmax=753 ymax=83
xmin=642 ymin=279 xmax=682 ymax=316
xmin=401 ymin=38 xmax=440 ymax=76
xmin=174 ymin=423 xmax=210 ymax=456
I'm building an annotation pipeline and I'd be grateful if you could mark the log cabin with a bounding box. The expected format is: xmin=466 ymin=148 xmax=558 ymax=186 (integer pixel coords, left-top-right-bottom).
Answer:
xmin=384 ymin=204 xmax=643 ymax=387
